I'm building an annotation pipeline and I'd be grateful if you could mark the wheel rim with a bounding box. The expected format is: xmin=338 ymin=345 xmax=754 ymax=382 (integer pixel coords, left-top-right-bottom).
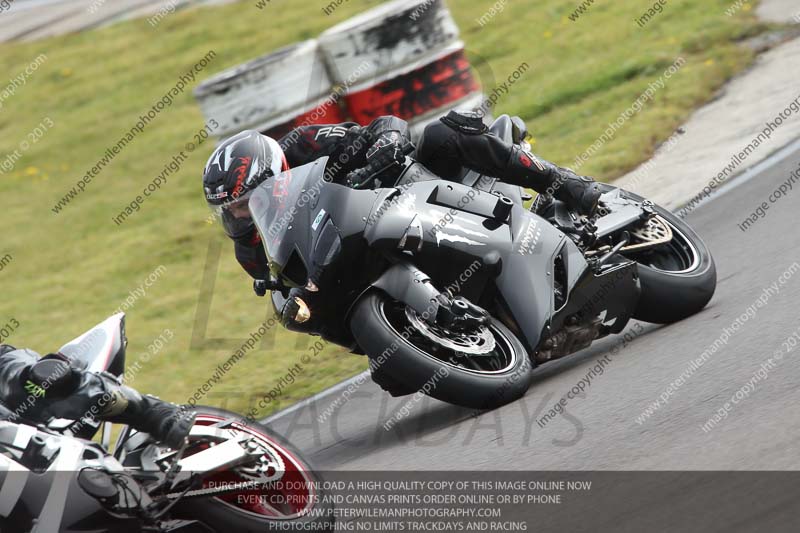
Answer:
xmin=186 ymin=414 xmax=317 ymax=520
xmin=379 ymin=300 xmax=519 ymax=375
xmin=625 ymin=220 xmax=701 ymax=274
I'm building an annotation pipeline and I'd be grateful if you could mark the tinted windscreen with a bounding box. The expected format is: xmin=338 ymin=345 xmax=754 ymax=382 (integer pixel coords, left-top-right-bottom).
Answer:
xmin=249 ymin=157 xmax=329 ymax=279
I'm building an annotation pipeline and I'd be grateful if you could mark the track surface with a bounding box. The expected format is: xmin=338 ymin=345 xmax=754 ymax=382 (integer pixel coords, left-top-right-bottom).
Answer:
xmin=0 ymin=0 xmax=234 ymax=43
xmin=264 ymin=143 xmax=800 ymax=529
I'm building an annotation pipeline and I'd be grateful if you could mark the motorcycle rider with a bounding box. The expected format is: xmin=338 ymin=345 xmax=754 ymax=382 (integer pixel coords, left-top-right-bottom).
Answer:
xmin=0 ymin=344 xmax=194 ymax=449
xmin=202 ymin=111 xmax=602 ymax=286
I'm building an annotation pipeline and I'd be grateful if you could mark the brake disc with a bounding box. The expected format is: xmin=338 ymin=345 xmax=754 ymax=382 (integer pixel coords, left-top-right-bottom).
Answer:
xmin=588 ymin=215 xmax=673 ymax=256
xmin=628 ymin=215 xmax=673 ymax=250
xmin=405 ymin=307 xmax=496 ymax=355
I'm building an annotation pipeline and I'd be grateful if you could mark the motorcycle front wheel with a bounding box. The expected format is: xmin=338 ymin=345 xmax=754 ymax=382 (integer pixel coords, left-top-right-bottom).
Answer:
xmin=351 ymin=292 xmax=533 ymax=410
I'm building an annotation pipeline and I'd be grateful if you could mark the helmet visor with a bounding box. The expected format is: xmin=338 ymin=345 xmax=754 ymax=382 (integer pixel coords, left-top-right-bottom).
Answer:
xmin=209 ymin=189 xmax=256 ymax=239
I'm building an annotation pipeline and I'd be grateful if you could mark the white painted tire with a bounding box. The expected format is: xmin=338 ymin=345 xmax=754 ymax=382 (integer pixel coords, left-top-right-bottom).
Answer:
xmin=319 ymin=0 xmax=460 ymax=86
xmin=193 ymin=40 xmax=334 ymax=137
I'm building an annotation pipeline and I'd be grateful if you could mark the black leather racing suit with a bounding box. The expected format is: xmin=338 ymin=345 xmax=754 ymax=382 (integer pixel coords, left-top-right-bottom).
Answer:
xmin=0 ymin=345 xmax=192 ymax=448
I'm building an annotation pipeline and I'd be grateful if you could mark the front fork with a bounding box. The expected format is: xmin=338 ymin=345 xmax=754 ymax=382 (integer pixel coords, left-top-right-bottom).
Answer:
xmin=366 ymin=260 xmax=490 ymax=331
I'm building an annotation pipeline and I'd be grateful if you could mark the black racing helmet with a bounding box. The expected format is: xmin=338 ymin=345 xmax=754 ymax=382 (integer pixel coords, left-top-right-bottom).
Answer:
xmin=203 ymin=130 xmax=288 ymax=241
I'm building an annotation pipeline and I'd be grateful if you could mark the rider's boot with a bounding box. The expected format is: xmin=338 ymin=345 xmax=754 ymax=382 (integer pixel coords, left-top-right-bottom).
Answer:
xmin=507 ymin=146 xmax=602 ymax=217
xmin=101 ymin=382 xmax=195 ymax=449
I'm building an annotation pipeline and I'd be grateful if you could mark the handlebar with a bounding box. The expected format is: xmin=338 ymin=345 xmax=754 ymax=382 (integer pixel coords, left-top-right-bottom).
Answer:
xmin=346 ymin=141 xmax=414 ymax=189
xmin=253 ymin=278 xmax=285 ymax=297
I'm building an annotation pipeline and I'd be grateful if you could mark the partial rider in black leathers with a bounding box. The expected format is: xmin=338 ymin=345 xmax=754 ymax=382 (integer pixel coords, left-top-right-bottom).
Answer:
xmin=0 ymin=344 xmax=194 ymax=449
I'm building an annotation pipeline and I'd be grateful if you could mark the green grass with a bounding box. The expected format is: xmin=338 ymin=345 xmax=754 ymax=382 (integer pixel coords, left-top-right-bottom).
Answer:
xmin=0 ymin=0 xmax=767 ymax=418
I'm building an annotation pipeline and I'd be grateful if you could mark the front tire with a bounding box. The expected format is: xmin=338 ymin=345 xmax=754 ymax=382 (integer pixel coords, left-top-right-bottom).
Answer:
xmin=351 ymin=292 xmax=533 ymax=410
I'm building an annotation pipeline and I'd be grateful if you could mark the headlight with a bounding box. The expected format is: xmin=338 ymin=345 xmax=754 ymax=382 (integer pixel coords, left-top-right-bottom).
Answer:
xmin=293 ymin=297 xmax=311 ymax=323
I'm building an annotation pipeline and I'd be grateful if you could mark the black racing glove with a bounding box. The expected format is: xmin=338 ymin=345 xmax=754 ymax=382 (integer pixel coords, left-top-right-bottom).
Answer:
xmin=346 ymin=132 xmax=411 ymax=188
xmin=366 ymin=131 xmax=410 ymax=165
xmin=26 ymin=353 xmax=82 ymax=399
xmin=327 ymin=126 xmax=374 ymax=182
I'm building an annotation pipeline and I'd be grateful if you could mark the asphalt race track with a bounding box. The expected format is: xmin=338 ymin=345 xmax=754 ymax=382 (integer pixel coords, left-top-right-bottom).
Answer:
xmin=265 ymin=141 xmax=800 ymax=530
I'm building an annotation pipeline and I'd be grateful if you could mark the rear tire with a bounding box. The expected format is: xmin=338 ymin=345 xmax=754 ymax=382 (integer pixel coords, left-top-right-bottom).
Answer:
xmin=614 ymin=188 xmax=717 ymax=324
xmin=351 ymin=292 xmax=533 ymax=410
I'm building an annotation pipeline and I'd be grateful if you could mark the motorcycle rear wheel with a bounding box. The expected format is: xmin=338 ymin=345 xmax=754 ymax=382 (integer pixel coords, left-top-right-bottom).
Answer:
xmin=613 ymin=188 xmax=717 ymax=324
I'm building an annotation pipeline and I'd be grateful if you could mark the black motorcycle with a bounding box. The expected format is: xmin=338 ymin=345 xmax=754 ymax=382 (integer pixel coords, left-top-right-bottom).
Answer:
xmin=250 ymin=114 xmax=716 ymax=410
xmin=0 ymin=314 xmax=334 ymax=532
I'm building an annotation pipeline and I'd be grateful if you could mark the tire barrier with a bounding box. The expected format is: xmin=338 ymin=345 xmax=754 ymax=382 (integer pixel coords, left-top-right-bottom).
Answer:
xmin=320 ymin=0 xmax=486 ymax=139
xmin=343 ymin=43 xmax=482 ymax=137
xmin=193 ymin=40 xmax=345 ymax=139
xmin=318 ymin=0 xmax=461 ymax=85
xmin=194 ymin=1 xmax=487 ymax=143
